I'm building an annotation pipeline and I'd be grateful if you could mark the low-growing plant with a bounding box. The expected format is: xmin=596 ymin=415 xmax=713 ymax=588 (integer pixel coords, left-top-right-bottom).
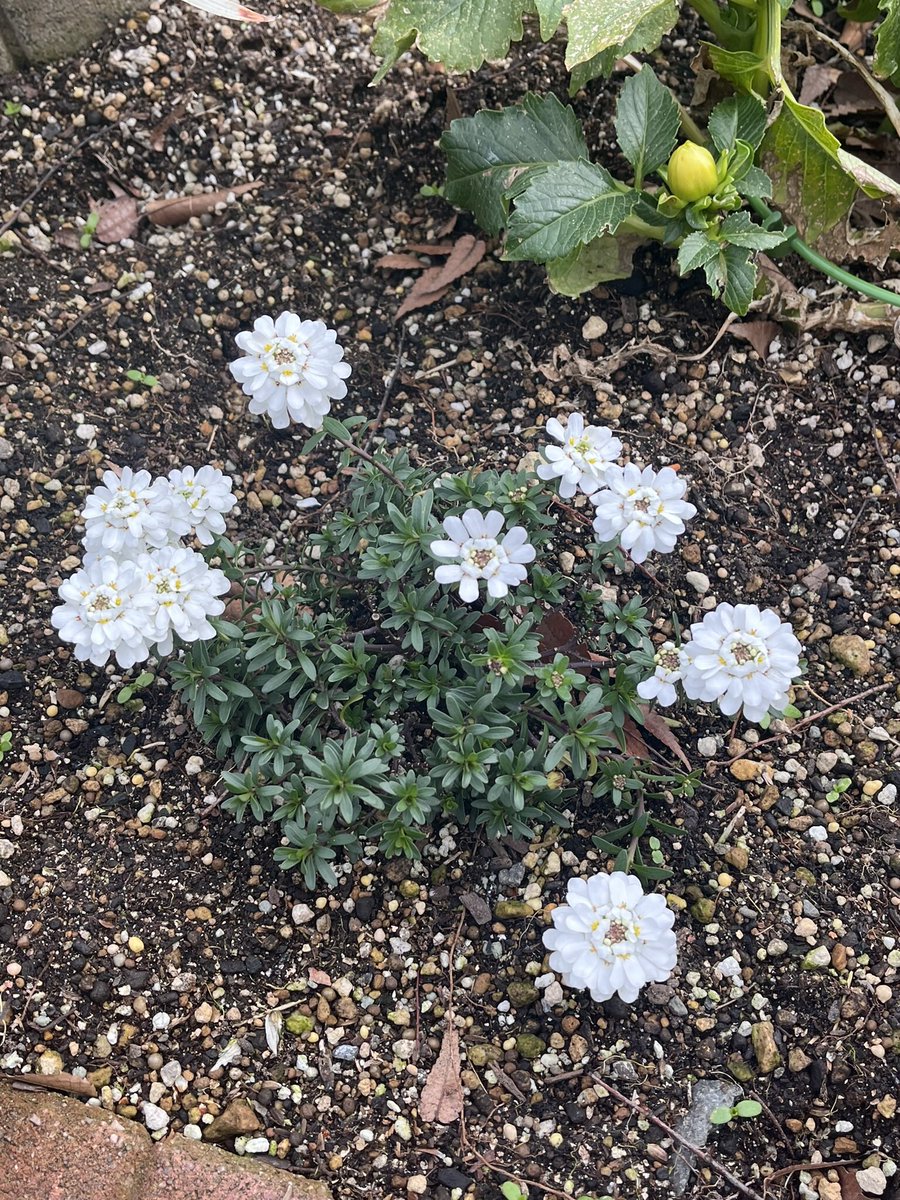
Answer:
xmin=0 ymin=731 xmax=12 ymax=762
xmin=170 ymin=415 xmax=691 ymax=888
xmin=125 ymin=368 xmax=159 ymax=388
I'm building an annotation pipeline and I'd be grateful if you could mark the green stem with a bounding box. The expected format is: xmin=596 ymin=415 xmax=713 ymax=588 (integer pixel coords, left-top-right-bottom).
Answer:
xmin=753 ymin=0 xmax=783 ymax=88
xmin=685 ymin=0 xmax=746 ymax=47
xmin=749 ymin=196 xmax=900 ymax=308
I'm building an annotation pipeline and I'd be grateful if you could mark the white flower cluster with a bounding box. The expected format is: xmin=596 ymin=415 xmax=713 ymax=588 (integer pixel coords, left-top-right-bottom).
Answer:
xmin=543 ymin=871 xmax=677 ymax=1004
xmin=52 ymin=465 xmax=234 ymax=669
xmin=638 ymin=603 xmax=802 ymax=723
xmin=229 ymin=311 xmax=352 ymax=430
xmin=431 ymin=510 xmax=536 ymax=603
xmin=537 ymin=411 xmax=696 ymax=563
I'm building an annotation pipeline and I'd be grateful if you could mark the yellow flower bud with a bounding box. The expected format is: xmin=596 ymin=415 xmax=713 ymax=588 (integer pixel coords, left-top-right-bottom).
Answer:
xmin=666 ymin=142 xmax=719 ymax=203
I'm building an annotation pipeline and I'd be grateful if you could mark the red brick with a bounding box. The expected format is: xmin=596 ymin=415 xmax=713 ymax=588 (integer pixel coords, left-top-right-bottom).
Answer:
xmin=0 ymin=1084 xmax=331 ymax=1200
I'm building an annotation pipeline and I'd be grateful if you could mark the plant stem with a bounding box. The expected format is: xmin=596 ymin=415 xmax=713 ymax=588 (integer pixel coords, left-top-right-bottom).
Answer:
xmin=685 ymin=0 xmax=748 ymax=47
xmin=749 ymin=197 xmax=900 ymax=308
xmin=329 ymin=432 xmax=409 ymax=492
xmin=753 ymin=0 xmax=783 ymax=87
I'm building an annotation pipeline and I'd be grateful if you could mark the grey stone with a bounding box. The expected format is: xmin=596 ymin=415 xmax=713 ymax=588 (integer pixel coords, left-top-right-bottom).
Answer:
xmin=0 ymin=0 xmax=134 ymax=71
xmin=669 ymin=1079 xmax=741 ymax=1196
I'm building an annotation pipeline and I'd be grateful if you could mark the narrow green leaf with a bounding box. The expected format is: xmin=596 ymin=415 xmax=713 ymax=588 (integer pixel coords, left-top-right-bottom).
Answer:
xmin=441 ymin=93 xmax=587 ymax=236
xmin=505 ymin=159 xmax=638 ymax=262
xmin=615 ymin=68 xmax=680 ymax=186
xmin=709 ymin=94 xmax=767 ymax=154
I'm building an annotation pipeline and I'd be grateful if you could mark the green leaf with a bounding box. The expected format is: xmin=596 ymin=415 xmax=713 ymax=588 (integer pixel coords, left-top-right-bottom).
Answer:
xmin=734 ymin=165 xmax=772 ymax=199
xmin=720 ymin=211 xmax=785 ymax=251
xmin=535 ymin=0 xmax=564 ymax=39
xmin=677 ymin=229 xmax=719 ymax=275
xmin=710 ymin=1106 xmax=734 ymax=1125
xmin=734 ymin=1099 xmax=762 ymax=1118
xmin=505 ymin=159 xmax=638 ymax=262
xmin=709 ymin=94 xmax=766 ymax=154
xmin=546 ymin=233 xmax=641 ymax=295
xmin=317 ymin=0 xmax=380 ymax=9
xmin=372 ymin=0 xmax=531 ymax=80
xmin=874 ymin=0 xmax=900 ymax=83
xmin=568 ymin=1 xmax=678 ymax=92
xmin=705 ymin=242 xmax=756 ymax=315
xmin=615 ymin=68 xmax=680 ymax=187
xmin=564 ymin=0 xmax=679 ymax=68
xmin=761 ymin=94 xmax=857 ymax=242
xmin=441 ymin=93 xmax=587 ymax=236
xmin=704 ymin=45 xmax=766 ymax=93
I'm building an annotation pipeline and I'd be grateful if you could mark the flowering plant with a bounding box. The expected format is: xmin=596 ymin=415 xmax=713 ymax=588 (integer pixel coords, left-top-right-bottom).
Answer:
xmin=169 ymin=412 xmax=703 ymax=888
xmin=52 ymin=463 xmax=234 ymax=669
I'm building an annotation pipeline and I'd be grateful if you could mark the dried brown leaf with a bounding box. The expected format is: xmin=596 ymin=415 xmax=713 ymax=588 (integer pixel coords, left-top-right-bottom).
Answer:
xmin=798 ymin=64 xmax=842 ymax=107
xmin=533 ymin=611 xmax=577 ymax=657
xmin=145 ymin=181 xmax=261 ymax=227
xmin=420 ymin=1021 xmax=463 ymax=1124
xmin=375 ymin=253 xmax=427 ymax=270
xmin=150 ymin=101 xmax=187 ymax=152
xmin=837 ymin=1167 xmax=866 ymax=1200
xmin=92 ymin=197 xmax=140 ymax=245
xmin=639 ymin=707 xmax=692 ymax=770
xmin=756 ymin=254 xmax=900 ymax=341
xmin=729 ymin=321 xmax=780 ymax=359
xmin=622 ymin=716 xmax=653 ymax=761
xmin=395 ymin=234 xmax=486 ymax=318
xmin=404 ymin=242 xmax=455 ymax=255
xmin=0 ymin=1071 xmax=97 ymax=1098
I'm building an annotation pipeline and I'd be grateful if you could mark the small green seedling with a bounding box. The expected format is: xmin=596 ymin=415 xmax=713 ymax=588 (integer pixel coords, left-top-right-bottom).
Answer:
xmin=117 ymin=671 xmax=155 ymax=704
xmin=501 ymin=1187 xmax=609 ymax=1200
xmin=826 ymin=777 xmax=852 ymax=805
xmin=80 ymin=210 xmax=100 ymax=249
xmin=710 ymin=1098 xmax=762 ymax=1125
xmin=125 ymin=368 xmax=160 ymax=388
xmin=3 ymin=100 xmax=22 ymax=117
xmin=0 ymin=731 xmax=12 ymax=762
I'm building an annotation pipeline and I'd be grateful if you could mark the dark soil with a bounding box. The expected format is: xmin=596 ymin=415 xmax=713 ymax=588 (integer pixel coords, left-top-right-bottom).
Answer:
xmin=0 ymin=5 xmax=899 ymax=1200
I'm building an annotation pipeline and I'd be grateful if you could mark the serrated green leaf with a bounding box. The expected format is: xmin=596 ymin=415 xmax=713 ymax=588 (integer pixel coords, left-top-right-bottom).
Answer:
xmin=734 ymin=165 xmax=772 ymax=199
xmin=535 ymin=0 xmax=564 ymax=39
xmin=615 ymin=68 xmax=680 ymax=187
xmin=546 ymin=232 xmax=641 ymax=295
xmin=719 ymin=243 xmax=756 ymax=315
xmin=720 ymin=211 xmax=785 ymax=251
xmin=709 ymin=94 xmax=766 ymax=154
xmin=564 ymin=0 xmax=678 ymax=68
xmin=677 ymin=229 xmax=719 ymax=274
xmin=705 ymin=45 xmax=766 ymax=93
xmin=505 ymin=159 xmax=638 ymax=262
xmin=441 ymin=93 xmax=588 ymax=236
xmin=761 ymin=94 xmax=857 ymax=242
xmin=874 ymin=0 xmax=900 ymax=83
xmin=568 ymin=1 xmax=677 ymax=92
xmin=372 ymin=0 xmax=531 ymax=80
